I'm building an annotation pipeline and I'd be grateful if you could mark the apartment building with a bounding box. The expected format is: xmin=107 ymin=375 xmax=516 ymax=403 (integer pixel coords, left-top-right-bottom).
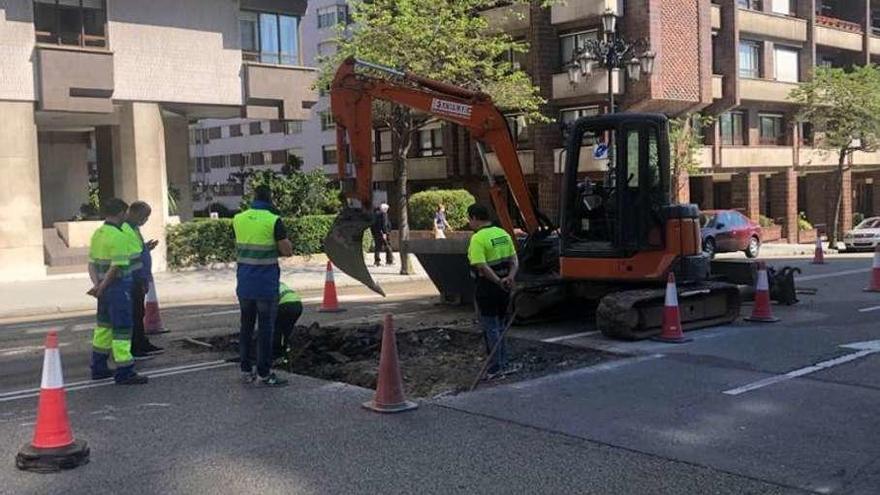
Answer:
xmin=0 ymin=0 xmax=317 ymax=281
xmin=414 ymin=0 xmax=880 ymax=243
xmin=188 ymin=0 xmax=371 ymax=212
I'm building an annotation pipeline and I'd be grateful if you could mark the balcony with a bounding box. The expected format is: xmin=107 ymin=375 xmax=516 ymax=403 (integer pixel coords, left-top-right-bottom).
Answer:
xmin=697 ymin=146 xmax=713 ymax=169
xmin=484 ymin=150 xmax=535 ymax=176
xmin=551 ymin=0 xmax=620 ymax=26
xmin=712 ymin=74 xmax=723 ymax=99
xmin=552 ymin=69 xmax=621 ymax=100
xmin=243 ymin=63 xmax=319 ymax=121
xmin=815 ymin=19 xmax=864 ymax=51
xmin=738 ymin=8 xmax=807 ymax=43
xmin=719 ymin=146 xmax=793 ymax=168
xmin=799 ymin=148 xmax=839 ymax=167
xmin=374 ymin=156 xmax=448 ymax=182
xmin=871 ymin=36 xmax=880 ymax=55
xmin=739 ymin=78 xmax=799 ymax=103
xmin=853 ymin=150 xmax=880 ymax=166
xmin=36 ymin=46 xmax=114 ymax=113
xmin=480 ymin=2 xmax=530 ymax=33
xmin=711 ymin=3 xmax=721 ymax=30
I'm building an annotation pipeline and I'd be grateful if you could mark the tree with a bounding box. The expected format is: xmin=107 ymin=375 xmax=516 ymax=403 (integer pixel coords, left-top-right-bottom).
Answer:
xmin=316 ymin=0 xmax=547 ymax=274
xmin=668 ymin=113 xmax=712 ymax=204
xmin=240 ymin=167 xmax=342 ymax=218
xmin=790 ymin=65 xmax=880 ymax=246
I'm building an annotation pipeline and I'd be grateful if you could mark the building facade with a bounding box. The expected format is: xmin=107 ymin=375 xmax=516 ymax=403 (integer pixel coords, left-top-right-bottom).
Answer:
xmin=0 ymin=0 xmax=317 ymax=281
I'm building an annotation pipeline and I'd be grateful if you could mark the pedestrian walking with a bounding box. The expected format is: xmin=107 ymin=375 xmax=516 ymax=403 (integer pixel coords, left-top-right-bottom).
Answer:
xmin=233 ymin=185 xmax=293 ymax=386
xmin=122 ymin=201 xmax=164 ymax=360
xmin=87 ymin=198 xmax=148 ymax=385
xmin=274 ymin=281 xmax=303 ymax=360
xmin=371 ymin=203 xmax=394 ymax=266
xmin=466 ymin=204 xmax=518 ymax=377
xmin=433 ymin=203 xmax=452 ymax=239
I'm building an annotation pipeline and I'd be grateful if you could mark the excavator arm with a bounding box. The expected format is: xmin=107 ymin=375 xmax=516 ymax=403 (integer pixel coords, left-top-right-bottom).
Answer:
xmin=325 ymin=57 xmax=544 ymax=295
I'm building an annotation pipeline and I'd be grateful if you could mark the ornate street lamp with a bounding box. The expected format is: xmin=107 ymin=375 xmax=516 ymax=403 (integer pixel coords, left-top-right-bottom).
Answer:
xmin=566 ymin=9 xmax=656 ymax=114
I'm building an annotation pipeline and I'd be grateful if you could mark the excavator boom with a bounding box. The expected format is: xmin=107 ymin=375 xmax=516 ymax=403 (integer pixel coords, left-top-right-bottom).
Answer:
xmin=326 ymin=57 xmax=543 ymax=295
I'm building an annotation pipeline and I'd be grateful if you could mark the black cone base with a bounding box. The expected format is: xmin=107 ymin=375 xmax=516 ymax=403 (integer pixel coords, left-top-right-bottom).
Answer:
xmin=16 ymin=439 xmax=90 ymax=473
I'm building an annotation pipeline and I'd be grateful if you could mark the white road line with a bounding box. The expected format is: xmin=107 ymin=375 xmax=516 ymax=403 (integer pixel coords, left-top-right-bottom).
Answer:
xmin=0 ymin=360 xmax=230 ymax=402
xmin=723 ymin=341 xmax=880 ymax=396
xmin=541 ymin=331 xmax=600 ymax=343
xmin=858 ymin=305 xmax=880 ymax=313
xmin=796 ymin=268 xmax=871 ymax=282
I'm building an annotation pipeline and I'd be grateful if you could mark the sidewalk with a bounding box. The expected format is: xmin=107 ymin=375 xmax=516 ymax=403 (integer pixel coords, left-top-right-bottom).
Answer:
xmin=0 ymin=254 xmax=428 ymax=320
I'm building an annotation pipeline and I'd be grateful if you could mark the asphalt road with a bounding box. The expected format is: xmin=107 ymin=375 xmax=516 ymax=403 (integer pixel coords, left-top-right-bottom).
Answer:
xmin=2 ymin=254 xmax=879 ymax=494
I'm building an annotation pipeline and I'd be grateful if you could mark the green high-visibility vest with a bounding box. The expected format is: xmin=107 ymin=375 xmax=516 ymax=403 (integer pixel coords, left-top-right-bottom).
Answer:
xmin=121 ymin=222 xmax=144 ymax=274
xmin=233 ymin=208 xmax=279 ymax=266
xmin=88 ymin=223 xmax=133 ymax=280
xmin=279 ymin=282 xmax=301 ymax=305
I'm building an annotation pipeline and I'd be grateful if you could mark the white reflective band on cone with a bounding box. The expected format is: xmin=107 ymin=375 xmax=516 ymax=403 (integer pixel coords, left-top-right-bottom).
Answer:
xmin=326 ymin=268 xmax=335 ymax=283
xmin=757 ymin=269 xmax=769 ymax=291
xmin=145 ymin=281 xmax=158 ymax=303
xmin=873 ymin=250 xmax=880 ymax=269
xmin=665 ymin=282 xmax=678 ymax=307
xmin=41 ymin=349 xmax=64 ymax=389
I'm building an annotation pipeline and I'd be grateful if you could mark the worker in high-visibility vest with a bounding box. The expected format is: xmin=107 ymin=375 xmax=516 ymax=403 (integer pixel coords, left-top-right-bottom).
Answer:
xmin=122 ymin=200 xmax=164 ymax=360
xmin=274 ymin=281 xmax=303 ymax=359
xmin=87 ymin=198 xmax=148 ymax=385
xmin=233 ymin=185 xmax=293 ymax=386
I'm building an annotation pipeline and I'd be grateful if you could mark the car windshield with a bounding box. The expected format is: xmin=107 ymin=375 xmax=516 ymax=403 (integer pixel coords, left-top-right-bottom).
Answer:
xmin=700 ymin=213 xmax=716 ymax=228
xmin=856 ymin=218 xmax=880 ymax=230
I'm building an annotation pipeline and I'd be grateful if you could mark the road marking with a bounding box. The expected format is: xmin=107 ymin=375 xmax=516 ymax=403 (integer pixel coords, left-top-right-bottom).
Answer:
xmin=541 ymin=331 xmax=600 ymax=343
xmin=858 ymin=305 xmax=880 ymax=313
xmin=0 ymin=342 xmax=71 ymax=357
xmin=24 ymin=323 xmax=93 ymax=335
xmin=0 ymin=360 xmax=232 ymax=402
xmin=723 ymin=339 xmax=880 ymax=396
xmin=797 ymin=268 xmax=871 ymax=282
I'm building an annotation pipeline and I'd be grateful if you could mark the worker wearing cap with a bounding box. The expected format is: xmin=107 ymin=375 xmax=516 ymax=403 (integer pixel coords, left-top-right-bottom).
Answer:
xmin=233 ymin=185 xmax=293 ymax=386
xmin=466 ymin=203 xmax=518 ymax=377
xmin=87 ymin=198 xmax=148 ymax=385
xmin=273 ymin=281 xmax=303 ymax=360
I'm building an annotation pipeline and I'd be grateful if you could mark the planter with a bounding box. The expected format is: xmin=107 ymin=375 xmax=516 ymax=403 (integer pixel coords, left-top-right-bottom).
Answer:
xmin=54 ymin=220 xmax=103 ymax=248
xmin=798 ymin=228 xmax=818 ymax=244
xmin=761 ymin=225 xmax=782 ymax=242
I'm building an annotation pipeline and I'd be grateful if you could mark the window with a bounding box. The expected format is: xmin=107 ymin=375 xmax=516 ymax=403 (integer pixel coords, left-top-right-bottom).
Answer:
xmin=799 ymin=122 xmax=814 ymax=146
xmin=34 ymin=0 xmax=107 ymax=48
xmin=285 ymin=121 xmax=303 ymax=134
xmin=230 ymin=154 xmax=245 ymax=168
xmin=320 ymin=112 xmax=336 ymax=131
xmin=505 ymin=114 xmax=528 ymax=144
xmin=560 ymin=106 xmax=600 ymax=144
xmin=739 ymin=41 xmax=761 ymax=78
xmin=759 ymin=114 xmax=785 ymax=145
xmin=418 ymin=127 xmax=444 ymax=157
xmin=240 ymin=10 xmax=300 ymax=65
xmin=269 ymin=121 xmax=284 ymax=134
xmin=249 ymin=122 xmax=263 ymax=135
xmin=250 ymin=152 xmax=265 ymax=166
xmin=270 ymin=150 xmax=287 ymax=164
xmin=209 ymin=155 xmax=227 ymax=169
xmin=720 ymin=111 xmax=745 ymax=145
xmin=737 ymin=0 xmax=761 ymax=10
xmin=375 ymin=129 xmax=393 ymax=161
xmin=317 ymin=5 xmax=349 ymax=29
xmin=229 ymin=124 xmax=242 ymax=137
xmin=207 ymin=127 xmax=222 ymax=140
xmin=774 ymin=46 xmax=799 ymax=83
xmin=770 ymin=0 xmax=792 ymax=15
xmin=559 ymin=30 xmax=598 ymax=67
xmin=873 ymin=8 xmax=880 ymax=35
xmin=322 ymin=145 xmax=338 ymax=165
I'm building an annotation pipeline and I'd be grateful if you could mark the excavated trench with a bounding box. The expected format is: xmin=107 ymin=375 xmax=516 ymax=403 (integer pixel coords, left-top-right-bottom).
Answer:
xmin=180 ymin=323 xmax=617 ymax=398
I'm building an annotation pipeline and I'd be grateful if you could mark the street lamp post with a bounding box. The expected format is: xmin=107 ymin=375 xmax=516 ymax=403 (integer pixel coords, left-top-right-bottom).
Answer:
xmin=567 ymin=8 xmax=655 ymax=114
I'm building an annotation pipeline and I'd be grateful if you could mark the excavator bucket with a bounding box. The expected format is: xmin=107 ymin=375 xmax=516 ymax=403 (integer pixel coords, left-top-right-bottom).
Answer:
xmin=324 ymin=208 xmax=386 ymax=297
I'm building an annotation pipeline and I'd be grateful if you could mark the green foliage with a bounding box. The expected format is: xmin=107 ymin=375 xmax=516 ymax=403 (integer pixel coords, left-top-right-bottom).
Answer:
xmin=240 ymin=169 xmax=342 ymax=217
xmin=669 ymin=113 xmax=712 ymax=176
xmin=166 ymin=215 xmax=336 ymax=269
xmin=798 ymin=212 xmax=813 ymax=232
xmin=75 ymin=183 xmax=101 ymax=220
xmin=168 ymin=187 xmax=180 ymax=216
xmin=758 ymin=215 xmax=777 ymax=228
xmin=408 ymin=189 xmax=475 ymax=230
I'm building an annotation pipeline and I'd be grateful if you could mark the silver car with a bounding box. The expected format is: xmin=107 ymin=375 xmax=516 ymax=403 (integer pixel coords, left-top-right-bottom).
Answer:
xmin=844 ymin=217 xmax=880 ymax=251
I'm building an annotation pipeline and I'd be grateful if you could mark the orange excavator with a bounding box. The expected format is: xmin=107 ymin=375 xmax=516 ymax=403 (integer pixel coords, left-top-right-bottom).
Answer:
xmin=325 ymin=57 xmax=741 ymax=340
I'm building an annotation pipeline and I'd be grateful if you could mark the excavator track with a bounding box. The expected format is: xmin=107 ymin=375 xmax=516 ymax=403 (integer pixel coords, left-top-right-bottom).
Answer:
xmin=596 ymin=281 xmax=741 ymax=341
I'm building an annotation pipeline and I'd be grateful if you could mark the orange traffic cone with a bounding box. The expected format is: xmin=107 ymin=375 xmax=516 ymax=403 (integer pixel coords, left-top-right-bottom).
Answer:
xmin=811 ymin=237 xmax=826 ymax=265
xmin=143 ymin=280 xmax=168 ymax=335
xmin=745 ymin=262 xmax=779 ymax=323
xmin=865 ymin=246 xmax=880 ymax=292
xmin=318 ymin=261 xmax=345 ymax=313
xmin=16 ymin=331 xmax=89 ymax=472
xmin=652 ymin=273 xmax=692 ymax=343
xmin=363 ymin=314 xmax=417 ymax=413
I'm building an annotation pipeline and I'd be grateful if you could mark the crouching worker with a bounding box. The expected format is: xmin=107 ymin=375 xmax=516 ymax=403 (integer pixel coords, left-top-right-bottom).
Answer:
xmin=274 ymin=281 xmax=303 ymax=360
xmin=87 ymin=198 xmax=148 ymax=385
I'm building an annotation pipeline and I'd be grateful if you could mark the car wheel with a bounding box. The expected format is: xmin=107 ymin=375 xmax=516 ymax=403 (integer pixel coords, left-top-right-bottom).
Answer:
xmin=703 ymin=237 xmax=716 ymax=259
xmin=745 ymin=236 xmax=760 ymax=258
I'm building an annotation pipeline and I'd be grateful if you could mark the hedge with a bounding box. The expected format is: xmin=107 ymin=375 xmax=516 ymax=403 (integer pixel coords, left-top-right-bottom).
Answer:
xmin=166 ymin=214 xmax=336 ymax=269
xmin=408 ymin=189 xmax=475 ymax=230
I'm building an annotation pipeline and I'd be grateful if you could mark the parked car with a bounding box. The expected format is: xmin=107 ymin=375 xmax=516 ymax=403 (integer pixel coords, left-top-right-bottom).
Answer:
xmin=843 ymin=217 xmax=880 ymax=251
xmin=699 ymin=210 xmax=762 ymax=258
